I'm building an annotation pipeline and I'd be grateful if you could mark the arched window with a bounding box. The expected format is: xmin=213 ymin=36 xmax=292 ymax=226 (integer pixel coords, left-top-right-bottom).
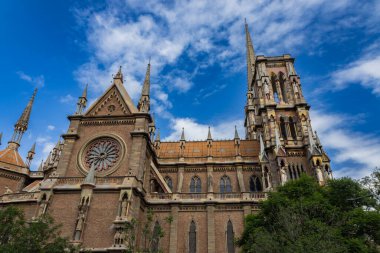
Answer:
xmin=271 ymin=73 xmax=279 ymax=103
xmin=151 ymin=221 xmax=161 ymax=253
xmin=164 ymin=176 xmax=173 ymax=191
xmin=189 ymin=220 xmax=197 ymax=253
xmin=227 ymin=220 xmax=235 ymax=253
xmin=279 ymin=72 xmax=288 ymax=103
xmin=296 ymin=165 xmax=301 ymax=177
xmin=249 ymin=176 xmax=262 ymax=192
xmin=280 ymin=117 xmax=287 ymax=140
xmin=264 ymin=166 xmax=269 ymax=188
xmin=220 ymin=176 xmax=232 ymax=193
xmin=190 ymin=176 xmax=201 ymax=193
xmin=288 ymin=165 xmax=293 ymax=179
xmin=301 ymin=165 xmax=305 ymax=172
xmin=289 ymin=117 xmax=297 ymax=140
xmin=325 ymin=165 xmax=329 ymax=173
xmin=255 ymin=177 xmax=262 ymax=191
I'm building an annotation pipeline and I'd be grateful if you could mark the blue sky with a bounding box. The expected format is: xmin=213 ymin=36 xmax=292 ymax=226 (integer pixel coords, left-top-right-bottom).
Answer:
xmin=0 ymin=0 xmax=379 ymax=178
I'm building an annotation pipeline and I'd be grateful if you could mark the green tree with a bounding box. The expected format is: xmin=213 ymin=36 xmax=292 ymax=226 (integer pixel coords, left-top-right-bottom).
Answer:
xmin=0 ymin=206 xmax=77 ymax=253
xmin=237 ymin=175 xmax=380 ymax=253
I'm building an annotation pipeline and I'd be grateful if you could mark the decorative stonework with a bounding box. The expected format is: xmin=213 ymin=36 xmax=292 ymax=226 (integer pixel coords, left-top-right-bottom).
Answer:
xmin=78 ymin=135 xmax=125 ymax=176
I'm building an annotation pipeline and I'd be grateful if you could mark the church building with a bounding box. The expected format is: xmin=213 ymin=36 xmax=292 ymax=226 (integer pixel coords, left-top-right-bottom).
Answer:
xmin=0 ymin=23 xmax=331 ymax=252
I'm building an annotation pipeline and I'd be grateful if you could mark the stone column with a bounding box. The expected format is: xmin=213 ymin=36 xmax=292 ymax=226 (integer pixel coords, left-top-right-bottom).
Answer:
xmin=169 ymin=205 xmax=179 ymax=253
xmin=236 ymin=166 xmax=245 ymax=192
xmin=207 ymin=205 xmax=215 ymax=253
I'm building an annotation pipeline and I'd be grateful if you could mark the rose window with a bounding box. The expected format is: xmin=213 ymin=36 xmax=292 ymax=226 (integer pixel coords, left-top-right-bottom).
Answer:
xmin=84 ymin=137 xmax=121 ymax=172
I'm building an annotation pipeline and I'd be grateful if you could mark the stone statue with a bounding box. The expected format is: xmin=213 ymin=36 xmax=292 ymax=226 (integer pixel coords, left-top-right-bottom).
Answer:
xmin=280 ymin=166 xmax=287 ymax=185
xmin=316 ymin=166 xmax=324 ymax=185
xmin=121 ymin=199 xmax=128 ymax=217
xmin=293 ymin=81 xmax=300 ymax=98
xmin=74 ymin=210 xmax=85 ymax=241
xmin=264 ymin=81 xmax=270 ymax=99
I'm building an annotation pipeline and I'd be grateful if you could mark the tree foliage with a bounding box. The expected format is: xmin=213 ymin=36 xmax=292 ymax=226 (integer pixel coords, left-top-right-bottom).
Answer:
xmin=0 ymin=206 xmax=77 ymax=253
xmin=237 ymin=175 xmax=380 ymax=253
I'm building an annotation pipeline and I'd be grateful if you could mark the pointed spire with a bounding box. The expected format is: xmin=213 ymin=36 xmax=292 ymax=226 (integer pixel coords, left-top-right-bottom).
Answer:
xmin=180 ymin=128 xmax=185 ymax=141
xmin=114 ymin=66 xmax=124 ymax=82
xmin=26 ymin=142 xmax=36 ymax=168
xmin=138 ymin=62 xmax=151 ymax=112
xmin=155 ymin=128 xmax=161 ymax=142
xmin=10 ymin=89 xmax=37 ymax=147
xmin=245 ymin=20 xmax=256 ymax=90
xmin=37 ymin=160 xmax=44 ymax=171
xmin=207 ymin=126 xmax=212 ymax=140
xmin=75 ymin=84 xmax=88 ymax=115
xmin=82 ymin=84 xmax=88 ymax=99
xmin=234 ymin=126 xmax=240 ymax=139
xmin=83 ymin=164 xmax=96 ymax=185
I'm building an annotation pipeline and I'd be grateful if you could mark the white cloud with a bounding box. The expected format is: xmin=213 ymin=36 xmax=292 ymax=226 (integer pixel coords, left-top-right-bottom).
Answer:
xmin=311 ymin=110 xmax=380 ymax=179
xmin=163 ymin=117 xmax=244 ymax=141
xmin=332 ymin=55 xmax=380 ymax=95
xmin=47 ymin=125 xmax=55 ymax=131
xmin=60 ymin=94 xmax=75 ymax=104
xmin=17 ymin=71 xmax=45 ymax=88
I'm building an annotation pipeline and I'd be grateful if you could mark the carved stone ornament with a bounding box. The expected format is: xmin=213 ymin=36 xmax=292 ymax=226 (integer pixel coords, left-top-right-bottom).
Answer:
xmin=78 ymin=135 xmax=125 ymax=176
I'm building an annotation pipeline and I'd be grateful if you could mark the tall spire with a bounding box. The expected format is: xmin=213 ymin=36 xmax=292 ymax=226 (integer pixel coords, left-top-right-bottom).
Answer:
xmin=10 ymin=89 xmax=37 ymax=147
xmin=137 ymin=62 xmax=151 ymax=112
xmin=75 ymin=84 xmax=88 ymax=115
xmin=245 ymin=20 xmax=256 ymax=91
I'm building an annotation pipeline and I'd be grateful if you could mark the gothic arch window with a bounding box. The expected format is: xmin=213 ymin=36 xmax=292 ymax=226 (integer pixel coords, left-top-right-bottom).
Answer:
xmin=301 ymin=165 xmax=305 ymax=172
xmin=280 ymin=117 xmax=287 ymax=140
xmin=289 ymin=117 xmax=297 ymax=140
xmin=271 ymin=73 xmax=280 ymax=103
xmin=164 ymin=176 xmax=173 ymax=191
xmin=151 ymin=221 xmax=161 ymax=253
xmin=296 ymin=165 xmax=302 ymax=177
xmin=220 ymin=175 xmax=232 ymax=193
xmin=264 ymin=166 xmax=269 ymax=188
xmin=293 ymin=165 xmax=299 ymax=179
xmin=249 ymin=176 xmax=262 ymax=192
xmin=279 ymin=72 xmax=288 ymax=103
xmin=189 ymin=220 xmax=197 ymax=253
xmin=288 ymin=165 xmax=294 ymax=179
xmin=190 ymin=176 xmax=201 ymax=193
xmin=226 ymin=220 xmax=235 ymax=253
xmin=325 ymin=165 xmax=329 ymax=172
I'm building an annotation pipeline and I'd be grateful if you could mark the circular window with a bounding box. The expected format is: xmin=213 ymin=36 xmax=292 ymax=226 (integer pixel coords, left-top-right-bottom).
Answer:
xmin=78 ymin=135 xmax=124 ymax=176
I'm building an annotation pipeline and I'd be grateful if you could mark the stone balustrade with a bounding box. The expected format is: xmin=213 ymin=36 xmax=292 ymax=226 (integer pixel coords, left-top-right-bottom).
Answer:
xmin=0 ymin=192 xmax=39 ymax=203
xmin=147 ymin=192 xmax=267 ymax=202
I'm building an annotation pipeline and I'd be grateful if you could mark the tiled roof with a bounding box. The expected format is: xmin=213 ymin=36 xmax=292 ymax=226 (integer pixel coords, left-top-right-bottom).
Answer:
xmin=22 ymin=180 xmax=41 ymax=192
xmin=158 ymin=140 xmax=259 ymax=158
xmin=0 ymin=148 xmax=26 ymax=167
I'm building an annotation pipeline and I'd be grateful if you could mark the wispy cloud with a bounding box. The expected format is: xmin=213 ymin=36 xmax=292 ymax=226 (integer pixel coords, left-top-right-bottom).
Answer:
xmin=16 ymin=71 xmax=45 ymax=88
xmin=59 ymin=94 xmax=75 ymax=104
xmin=311 ymin=110 xmax=380 ymax=179
xmin=47 ymin=125 xmax=55 ymax=131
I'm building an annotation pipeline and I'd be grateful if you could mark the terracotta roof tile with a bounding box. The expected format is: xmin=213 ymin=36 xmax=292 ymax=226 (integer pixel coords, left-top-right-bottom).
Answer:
xmin=0 ymin=148 xmax=26 ymax=167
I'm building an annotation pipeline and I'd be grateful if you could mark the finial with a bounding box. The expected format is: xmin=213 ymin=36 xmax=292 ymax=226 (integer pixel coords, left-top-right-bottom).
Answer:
xmin=113 ymin=66 xmax=124 ymax=81
xmin=82 ymin=84 xmax=88 ymax=99
xmin=180 ymin=127 xmax=185 ymax=141
xmin=207 ymin=126 xmax=212 ymax=140
xmin=29 ymin=142 xmax=36 ymax=154
xmin=234 ymin=125 xmax=240 ymax=139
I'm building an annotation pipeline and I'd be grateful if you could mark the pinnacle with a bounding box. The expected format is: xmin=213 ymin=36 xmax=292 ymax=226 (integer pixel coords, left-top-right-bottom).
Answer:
xmin=180 ymin=128 xmax=185 ymax=141
xmin=207 ymin=126 xmax=212 ymax=140
xmin=82 ymin=84 xmax=88 ymax=99
xmin=29 ymin=142 xmax=36 ymax=153
xmin=234 ymin=126 xmax=240 ymax=139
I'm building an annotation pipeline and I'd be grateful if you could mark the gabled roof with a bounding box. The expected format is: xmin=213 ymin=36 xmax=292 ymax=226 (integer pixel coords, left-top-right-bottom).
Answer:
xmin=85 ymin=81 xmax=138 ymax=116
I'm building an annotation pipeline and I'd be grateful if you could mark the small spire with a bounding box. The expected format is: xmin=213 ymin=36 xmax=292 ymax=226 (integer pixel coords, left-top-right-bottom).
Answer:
xmin=29 ymin=142 xmax=36 ymax=154
xmin=207 ymin=126 xmax=212 ymax=140
xmin=137 ymin=62 xmax=151 ymax=112
xmin=82 ymin=84 xmax=88 ymax=99
xmin=180 ymin=128 xmax=185 ymax=141
xmin=155 ymin=128 xmax=161 ymax=142
xmin=113 ymin=66 xmax=124 ymax=82
xmin=37 ymin=159 xmax=44 ymax=171
xmin=259 ymin=133 xmax=268 ymax=161
xmin=245 ymin=20 xmax=256 ymax=91
xmin=84 ymin=164 xmax=96 ymax=185
xmin=234 ymin=126 xmax=240 ymax=139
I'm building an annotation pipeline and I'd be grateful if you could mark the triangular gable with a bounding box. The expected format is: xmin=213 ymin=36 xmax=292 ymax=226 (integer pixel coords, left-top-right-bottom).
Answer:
xmin=85 ymin=83 xmax=138 ymax=116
